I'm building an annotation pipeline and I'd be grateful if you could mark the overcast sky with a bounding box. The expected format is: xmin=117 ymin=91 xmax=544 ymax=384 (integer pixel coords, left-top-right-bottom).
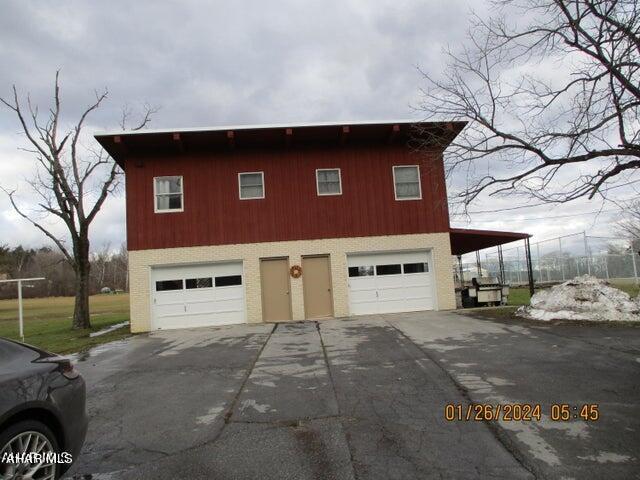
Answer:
xmin=0 ymin=0 xmax=635 ymax=260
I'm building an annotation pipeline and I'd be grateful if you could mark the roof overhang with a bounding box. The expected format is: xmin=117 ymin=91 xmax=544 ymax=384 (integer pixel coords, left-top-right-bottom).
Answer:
xmin=450 ymin=228 xmax=531 ymax=256
xmin=93 ymin=120 xmax=467 ymax=169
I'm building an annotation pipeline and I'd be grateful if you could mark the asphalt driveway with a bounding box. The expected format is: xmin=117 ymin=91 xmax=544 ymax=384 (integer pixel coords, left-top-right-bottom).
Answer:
xmin=65 ymin=312 xmax=640 ymax=479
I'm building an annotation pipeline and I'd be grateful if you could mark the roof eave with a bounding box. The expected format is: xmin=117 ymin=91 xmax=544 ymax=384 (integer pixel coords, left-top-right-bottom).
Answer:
xmin=95 ymin=120 xmax=467 ymax=168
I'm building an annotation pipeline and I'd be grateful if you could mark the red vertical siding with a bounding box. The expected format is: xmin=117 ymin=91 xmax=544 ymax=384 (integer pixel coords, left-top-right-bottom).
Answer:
xmin=125 ymin=144 xmax=450 ymax=251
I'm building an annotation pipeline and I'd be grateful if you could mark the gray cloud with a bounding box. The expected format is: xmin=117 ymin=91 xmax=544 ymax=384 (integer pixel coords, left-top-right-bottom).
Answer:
xmin=0 ymin=0 xmax=633 ymax=255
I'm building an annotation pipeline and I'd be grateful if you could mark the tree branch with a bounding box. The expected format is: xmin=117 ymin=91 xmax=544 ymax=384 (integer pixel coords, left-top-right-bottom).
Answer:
xmin=1 ymin=187 xmax=73 ymax=264
xmin=416 ymin=0 xmax=640 ymax=208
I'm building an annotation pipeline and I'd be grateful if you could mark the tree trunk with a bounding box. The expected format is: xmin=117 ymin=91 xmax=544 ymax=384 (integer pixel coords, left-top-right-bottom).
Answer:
xmin=72 ymin=237 xmax=92 ymax=330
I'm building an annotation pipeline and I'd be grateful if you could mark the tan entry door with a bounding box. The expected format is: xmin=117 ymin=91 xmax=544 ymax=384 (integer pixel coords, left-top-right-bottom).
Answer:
xmin=302 ymin=255 xmax=334 ymax=319
xmin=260 ymin=258 xmax=292 ymax=322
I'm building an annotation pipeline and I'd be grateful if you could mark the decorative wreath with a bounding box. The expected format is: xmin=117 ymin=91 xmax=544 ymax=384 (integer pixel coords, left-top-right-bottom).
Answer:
xmin=290 ymin=265 xmax=303 ymax=278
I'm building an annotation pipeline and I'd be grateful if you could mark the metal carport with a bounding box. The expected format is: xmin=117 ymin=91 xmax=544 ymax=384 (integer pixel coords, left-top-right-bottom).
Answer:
xmin=449 ymin=228 xmax=534 ymax=296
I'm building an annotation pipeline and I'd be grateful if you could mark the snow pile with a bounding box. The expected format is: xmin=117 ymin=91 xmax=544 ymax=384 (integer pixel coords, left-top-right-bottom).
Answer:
xmin=89 ymin=321 xmax=130 ymax=337
xmin=517 ymin=275 xmax=640 ymax=322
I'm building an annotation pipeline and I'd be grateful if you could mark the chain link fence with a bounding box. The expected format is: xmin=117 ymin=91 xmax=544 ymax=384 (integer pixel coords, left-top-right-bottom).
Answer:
xmin=456 ymin=231 xmax=640 ymax=286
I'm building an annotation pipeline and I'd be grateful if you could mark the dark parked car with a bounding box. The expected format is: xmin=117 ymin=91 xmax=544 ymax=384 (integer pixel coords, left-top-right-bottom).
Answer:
xmin=0 ymin=338 xmax=87 ymax=479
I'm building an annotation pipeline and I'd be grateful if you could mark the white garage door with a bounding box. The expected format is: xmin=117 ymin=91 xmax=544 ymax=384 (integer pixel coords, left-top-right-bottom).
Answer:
xmin=347 ymin=251 xmax=434 ymax=315
xmin=151 ymin=262 xmax=245 ymax=330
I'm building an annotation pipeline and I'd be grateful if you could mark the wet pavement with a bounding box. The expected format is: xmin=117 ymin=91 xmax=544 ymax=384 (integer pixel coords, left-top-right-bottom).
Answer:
xmin=65 ymin=312 xmax=640 ymax=479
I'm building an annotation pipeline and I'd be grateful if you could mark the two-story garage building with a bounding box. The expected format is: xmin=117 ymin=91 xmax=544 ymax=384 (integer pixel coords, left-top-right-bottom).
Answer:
xmin=96 ymin=120 xmax=511 ymax=332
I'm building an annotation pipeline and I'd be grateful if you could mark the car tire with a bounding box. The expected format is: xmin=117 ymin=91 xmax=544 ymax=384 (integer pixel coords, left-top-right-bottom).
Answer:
xmin=0 ymin=419 xmax=61 ymax=480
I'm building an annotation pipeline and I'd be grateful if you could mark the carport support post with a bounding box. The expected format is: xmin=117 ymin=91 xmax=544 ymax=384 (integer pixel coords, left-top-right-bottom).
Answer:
xmin=525 ymin=237 xmax=535 ymax=298
xmin=559 ymin=237 xmax=565 ymax=281
xmin=536 ymin=242 xmax=542 ymax=282
xmin=497 ymin=245 xmax=505 ymax=284
xmin=457 ymin=255 xmax=464 ymax=288
xmin=475 ymin=251 xmax=482 ymax=278
xmin=583 ymin=231 xmax=591 ymax=275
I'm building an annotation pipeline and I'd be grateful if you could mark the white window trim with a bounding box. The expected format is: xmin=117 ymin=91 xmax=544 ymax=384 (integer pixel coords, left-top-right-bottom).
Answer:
xmin=153 ymin=175 xmax=184 ymax=213
xmin=392 ymin=165 xmax=422 ymax=201
xmin=316 ymin=168 xmax=342 ymax=196
xmin=238 ymin=171 xmax=265 ymax=200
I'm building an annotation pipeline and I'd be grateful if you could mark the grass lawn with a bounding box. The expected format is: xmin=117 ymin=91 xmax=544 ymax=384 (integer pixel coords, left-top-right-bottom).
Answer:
xmin=0 ymin=294 xmax=131 ymax=355
xmin=508 ymin=288 xmax=531 ymax=306
xmin=610 ymin=279 xmax=640 ymax=299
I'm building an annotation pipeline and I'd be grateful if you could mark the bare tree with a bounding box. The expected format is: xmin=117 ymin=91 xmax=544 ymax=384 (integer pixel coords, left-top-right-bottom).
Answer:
xmin=417 ymin=0 xmax=639 ymax=209
xmin=0 ymin=72 xmax=156 ymax=329
xmin=90 ymin=243 xmax=112 ymax=290
xmin=617 ymin=199 xmax=640 ymax=248
xmin=114 ymin=243 xmax=129 ymax=292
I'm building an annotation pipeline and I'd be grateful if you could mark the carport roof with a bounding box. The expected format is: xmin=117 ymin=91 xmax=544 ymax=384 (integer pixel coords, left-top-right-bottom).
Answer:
xmin=449 ymin=228 xmax=531 ymax=256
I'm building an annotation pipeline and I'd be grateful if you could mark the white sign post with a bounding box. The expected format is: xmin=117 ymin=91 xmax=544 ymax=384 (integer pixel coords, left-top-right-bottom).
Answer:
xmin=0 ymin=277 xmax=46 ymax=342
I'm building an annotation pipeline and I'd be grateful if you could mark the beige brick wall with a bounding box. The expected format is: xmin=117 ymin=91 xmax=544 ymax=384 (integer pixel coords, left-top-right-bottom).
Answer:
xmin=128 ymin=232 xmax=456 ymax=332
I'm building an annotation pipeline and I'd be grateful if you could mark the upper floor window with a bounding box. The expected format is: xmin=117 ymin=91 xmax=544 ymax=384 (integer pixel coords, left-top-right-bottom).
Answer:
xmin=393 ymin=165 xmax=421 ymax=200
xmin=316 ymin=168 xmax=342 ymax=196
xmin=154 ymin=176 xmax=183 ymax=212
xmin=238 ymin=172 xmax=265 ymax=199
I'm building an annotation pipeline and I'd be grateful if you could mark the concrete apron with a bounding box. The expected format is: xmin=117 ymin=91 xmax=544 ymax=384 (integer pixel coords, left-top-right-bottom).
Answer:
xmin=387 ymin=311 xmax=640 ymax=480
xmin=67 ymin=312 xmax=639 ymax=479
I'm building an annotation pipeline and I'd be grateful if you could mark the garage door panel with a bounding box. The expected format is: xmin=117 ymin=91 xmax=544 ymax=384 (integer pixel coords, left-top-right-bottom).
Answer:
xmin=347 ymin=279 xmax=376 ymax=295
xmin=185 ymin=300 xmax=221 ymax=315
xmin=347 ymin=251 xmax=434 ymax=315
xmin=183 ymin=288 xmax=214 ymax=301
xmin=403 ymin=284 xmax=431 ymax=295
xmin=155 ymin=303 xmax=185 ymax=318
xmin=348 ymin=276 xmax=376 ymax=289
xmin=151 ymin=262 xmax=245 ymax=330
xmin=163 ymin=312 xmax=242 ymax=330
xmin=403 ymin=285 xmax=432 ymax=300
xmin=401 ymin=298 xmax=432 ymax=312
xmin=350 ymin=301 xmax=376 ymax=315
xmin=208 ymin=295 xmax=244 ymax=313
xmin=348 ymin=251 xmax=428 ymax=267
xmin=349 ymin=291 xmax=378 ymax=305
xmin=402 ymin=273 xmax=430 ymax=287
xmin=375 ymin=276 xmax=403 ymax=289
xmin=377 ymin=299 xmax=409 ymax=314
xmin=376 ymin=285 xmax=404 ymax=301
xmin=186 ymin=302 xmax=243 ymax=316
xmin=213 ymin=294 xmax=244 ymax=306
xmin=210 ymin=262 xmax=243 ymax=276
xmin=212 ymin=285 xmax=244 ymax=297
